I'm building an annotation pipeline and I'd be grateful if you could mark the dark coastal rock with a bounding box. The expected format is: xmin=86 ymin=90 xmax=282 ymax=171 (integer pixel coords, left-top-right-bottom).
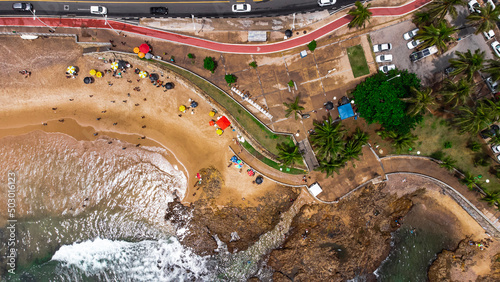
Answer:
xmin=165 ymin=167 xmax=300 ymax=256
xmin=266 ymin=183 xmax=412 ymax=281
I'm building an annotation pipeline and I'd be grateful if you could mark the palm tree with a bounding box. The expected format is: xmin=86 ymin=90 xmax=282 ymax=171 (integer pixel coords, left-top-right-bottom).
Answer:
xmin=310 ymin=117 xmax=346 ymax=161
xmin=466 ymin=3 xmax=500 ymax=34
xmin=342 ymin=139 xmax=363 ymax=162
xmin=392 ymin=132 xmax=418 ymax=153
xmin=428 ymin=0 xmax=466 ymax=21
xmin=283 ymin=95 xmax=305 ymax=120
xmin=352 ymin=127 xmax=369 ymax=146
xmin=449 ymin=49 xmax=485 ymax=80
xmin=484 ymin=99 xmax=500 ymax=122
xmin=481 ymin=190 xmax=500 ymax=206
xmin=401 ymin=87 xmax=436 ymax=117
xmin=276 ymin=142 xmax=303 ymax=168
xmin=440 ymin=78 xmax=475 ymax=108
xmin=460 ymin=172 xmax=479 ymax=190
xmin=414 ymin=21 xmax=456 ymax=53
xmin=347 ymin=1 xmax=372 ymax=29
xmin=413 ymin=11 xmax=433 ymax=27
xmin=439 ymin=156 xmax=457 ymax=171
xmin=483 ymin=59 xmax=500 ymax=82
xmin=316 ymin=158 xmax=346 ymax=178
xmin=376 ymin=129 xmax=397 ymax=140
xmin=453 ymin=101 xmax=494 ymax=134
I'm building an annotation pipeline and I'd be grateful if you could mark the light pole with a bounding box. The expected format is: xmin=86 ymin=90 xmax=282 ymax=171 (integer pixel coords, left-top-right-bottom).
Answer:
xmin=104 ymin=15 xmax=120 ymax=35
xmin=191 ymin=14 xmax=196 ymax=31
xmin=292 ymin=13 xmax=296 ymax=30
xmin=29 ymin=8 xmax=56 ymax=32
xmin=387 ymin=74 xmax=401 ymax=82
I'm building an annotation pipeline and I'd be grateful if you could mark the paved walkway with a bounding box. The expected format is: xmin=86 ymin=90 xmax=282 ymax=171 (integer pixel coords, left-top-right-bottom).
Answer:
xmin=0 ymin=0 xmax=431 ymax=54
xmin=381 ymin=156 xmax=500 ymax=234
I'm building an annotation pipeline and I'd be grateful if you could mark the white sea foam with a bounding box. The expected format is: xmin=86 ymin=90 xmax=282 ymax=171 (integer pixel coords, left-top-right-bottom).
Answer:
xmin=51 ymin=237 xmax=214 ymax=281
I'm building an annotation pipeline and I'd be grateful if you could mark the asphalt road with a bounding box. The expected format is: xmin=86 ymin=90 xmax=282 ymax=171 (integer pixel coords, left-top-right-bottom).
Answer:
xmin=0 ymin=0 xmax=356 ymax=18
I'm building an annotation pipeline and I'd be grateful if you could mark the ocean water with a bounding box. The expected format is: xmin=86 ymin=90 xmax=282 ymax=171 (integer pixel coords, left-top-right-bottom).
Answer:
xmin=374 ymin=203 xmax=459 ymax=281
xmin=0 ymin=131 xmax=215 ymax=281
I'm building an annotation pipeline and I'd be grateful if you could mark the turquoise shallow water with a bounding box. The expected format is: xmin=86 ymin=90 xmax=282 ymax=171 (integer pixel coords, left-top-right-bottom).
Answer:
xmin=375 ymin=203 xmax=460 ymax=281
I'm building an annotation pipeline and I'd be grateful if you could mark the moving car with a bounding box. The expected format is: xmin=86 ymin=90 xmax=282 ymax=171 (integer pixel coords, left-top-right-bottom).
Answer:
xmin=379 ymin=64 xmax=396 ymax=73
xmin=376 ymin=54 xmax=393 ymax=63
xmin=486 ymin=77 xmax=499 ymax=93
xmin=492 ymin=41 xmax=500 ymax=57
xmin=403 ymin=28 xmax=419 ymax=40
xmin=468 ymin=0 xmax=481 ymax=13
xmin=90 ymin=6 xmax=107 ymax=15
xmin=484 ymin=29 xmax=495 ymax=40
xmin=150 ymin=7 xmax=168 ymax=15
xmin=373 ymin=43 xmax=392 ymax=53
xmin=12 ymin=3 xmax=32 ymax=11
xmin=480 ymin=124 xmax=500 ymax=139
xmin=407 ymin=39 xmax=422 ymax=49
xmin=318 ymin=0 xmax=336 ymax=7
xmin=232 ymin=4 xmax=251 ymax=12
xmin=409 ymin=46 xmax=438 ymax=62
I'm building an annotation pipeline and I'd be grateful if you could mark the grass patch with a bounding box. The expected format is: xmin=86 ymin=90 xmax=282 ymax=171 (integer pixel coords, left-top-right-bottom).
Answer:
xmin=241 ymin=141 xmax=306 ymax=175
xmin=152 ymin=60 xmax=292 ymax=155
xmin=411 ymin=115 xmax=500 ymax=192
xmin=347 ymin=45 xmax=370 ymax=78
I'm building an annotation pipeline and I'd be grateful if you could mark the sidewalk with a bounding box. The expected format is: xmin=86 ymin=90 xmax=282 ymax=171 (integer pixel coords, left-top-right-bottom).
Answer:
xmin=0 ymin=0 xmax=431 ymax=54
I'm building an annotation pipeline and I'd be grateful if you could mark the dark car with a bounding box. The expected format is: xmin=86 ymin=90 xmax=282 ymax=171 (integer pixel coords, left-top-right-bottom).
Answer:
xmin=444 ymin=66 xmax=456 ymax=76
xmin=150 ymin=7 xmax=168 ymax=15
xmin=480 ymin=124 xmax=500 ymax=139
xmin=12 ymin=3 xmax=32 ymax=11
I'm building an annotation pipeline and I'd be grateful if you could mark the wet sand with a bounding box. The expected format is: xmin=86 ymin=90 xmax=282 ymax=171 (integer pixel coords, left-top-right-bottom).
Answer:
xmin=0 ymin=36 xmax=277 ymax=207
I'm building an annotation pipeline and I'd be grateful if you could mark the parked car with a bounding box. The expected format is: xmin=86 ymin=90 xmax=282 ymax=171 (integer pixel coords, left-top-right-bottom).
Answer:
xmin=492 ymin=144 xmax=500 ymax=153
xmin=318 ymin=0 xmax=336 ymax=6
xmin=379 ymin=64 xmax=396 ymax=73
xmin=480 ymin=124 xmax=500 ymax=139
xmin=410 ymin=46 xmax=438 ymax=62
xmin=376 ymin=54 xmax=393 ymax=63
xmin=468 ymin=0 xmax=481 ymax=13
xmin=90 ymin=6 xmax=107 ymax=15
xmin=486 ymin=77 xmax=499 ymax=93
xmin=373 ymin=43 xmax=392 ymax=53
xmin=407 ymin=39 xmax=422 ymax=49
xmin=403 ymin=28 xmax=419 ymax=40
xmin=232 ymin=3 xmax=251 ymax=12
xmin=484 ymin=29 xmax=495 ymax=40
xmin=492 ymin=41 xmax=500 ymax=57
xmin=150 ymin=7 xmax=168 ymax=15
xmin=12 ymin=2 xmax=32 ymax=11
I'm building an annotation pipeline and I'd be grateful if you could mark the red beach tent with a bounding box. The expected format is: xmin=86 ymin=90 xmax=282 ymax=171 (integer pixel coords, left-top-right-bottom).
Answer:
xmin=216 ymin=116 xmax=231 ymax=130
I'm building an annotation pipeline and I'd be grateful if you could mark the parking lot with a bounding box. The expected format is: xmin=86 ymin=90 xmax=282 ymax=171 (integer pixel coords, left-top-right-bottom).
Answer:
xmin=370 ymin=5 xmax=495 ymax=86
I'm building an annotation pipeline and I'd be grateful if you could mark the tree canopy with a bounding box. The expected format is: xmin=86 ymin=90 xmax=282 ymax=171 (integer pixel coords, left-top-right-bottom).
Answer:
xmin=352 ymin=70 xmax=422 ymax=134
xmin=203 ymin=57 xmax=216 ymax=73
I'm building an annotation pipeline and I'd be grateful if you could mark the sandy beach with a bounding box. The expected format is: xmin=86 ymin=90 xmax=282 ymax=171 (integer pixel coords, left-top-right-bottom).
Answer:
xmin=0 ymin=36 xmax=278 ymax=207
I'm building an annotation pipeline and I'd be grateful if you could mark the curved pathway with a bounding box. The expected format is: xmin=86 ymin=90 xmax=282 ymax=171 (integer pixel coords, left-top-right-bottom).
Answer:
xmin=0 ymin=0 xmax=431 ymax=54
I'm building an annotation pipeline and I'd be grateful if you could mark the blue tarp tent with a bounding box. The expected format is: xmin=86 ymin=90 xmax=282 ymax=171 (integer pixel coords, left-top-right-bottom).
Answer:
xmin=338 ymin=103 xmax=355 ymax=120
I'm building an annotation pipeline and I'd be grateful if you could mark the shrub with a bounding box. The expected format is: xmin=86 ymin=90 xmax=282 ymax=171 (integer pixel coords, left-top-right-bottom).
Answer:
xmin=249 ymin=61 xmax=257 ymax=68
xmin=203 ymin=57 xmax=216 ymax=73
xmin=288 ymin=80 xmax=295 ymax=87
xmin=430 ymin=150 xmax=445 ymax=160
xmin=467 ymin=140 xmax=482 ymax=152
xmin=187 ymin=53 xmax=195 ymax=59
xmin=474 ymin=154 xmax=490 ymax=167
xmin=307 ymin=40 xmax=317 ymax=52
xmin=225 ymin=74 xmax=237 ymax=85
xmin=444 ymin=141 xmax=452 ymax=149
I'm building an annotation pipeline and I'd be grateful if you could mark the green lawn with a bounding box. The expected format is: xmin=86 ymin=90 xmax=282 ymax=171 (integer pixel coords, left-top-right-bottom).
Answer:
xmin=241 ymin=141 xmax=306 ymax=175
xmin=151 ymin=59 xmax=292 ymax=155
xmin=411 ymin=115 xmax=500 ymax=192
xmin=347 ymin=45 xmax=370 ymax=78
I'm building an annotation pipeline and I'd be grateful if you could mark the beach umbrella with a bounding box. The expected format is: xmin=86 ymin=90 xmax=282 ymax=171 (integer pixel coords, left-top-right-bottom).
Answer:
xmin=209 ymin=111 xmax=215 ymax=117
xmin=324 ymin=101 xmax=334 ymax=110
xmin=139 ymin=43 xmax=150 ymax=54
xmin=179 ymin=105 xmax=186 ymax=112
xmin=83 ymin=77 xmax=94 ymax=84
xmin=149 ymin=73 xmax=159 ymax=81
xmin=133 ymin=47 xmax=140 ymax=54
xmin=231 ymin=156 xmax=238 ymax=163
xmin=196 ymin=173 xmax=201 ymax=179
xmin=111 ymin=62 xmax=118 ymax=70
xmin=66 ymin=66 xmax=75 ymax=74
xmin=118 ymin=60 xmax=129 ymax=69
xmin=89 ymin=69 xmax=96 ymax=76
xmin=145 ymin=52 xmax=153 ymax=59
xmin=255 ymin=176 xmax=263 ymax=185
xmin=165 ymin=82 xmax=173 ymax=89
xmin=138 ymin=52 xmax=145 ymax=58
xmin=285 ymin=29 xmax=293 ymax=37
xmin=247 ymin=170 xmax=255 ymax=176
xmin=139 ymin=71 xmax=148 ymax=78
xmin=216 ymin=128 xmax=223 ymax=136
xmin=96 ymin=71 xmax=102 ymax=78
xmin=209 ymin=120 xmax=215 ymax=126
xmin=190 ymin=101 xmax=198 ymax=108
